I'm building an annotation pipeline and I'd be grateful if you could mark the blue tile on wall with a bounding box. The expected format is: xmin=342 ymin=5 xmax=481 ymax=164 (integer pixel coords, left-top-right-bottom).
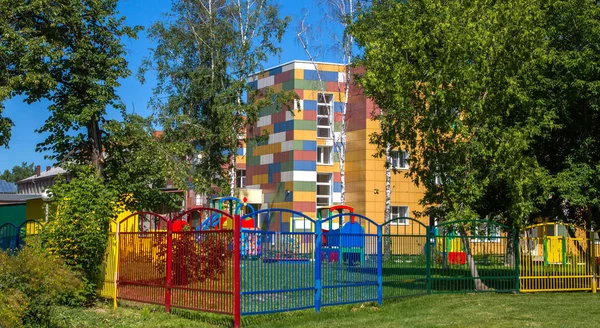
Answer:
xmin=303 ymin=100 xmax=317 ymax=110
xmin=303 ymin=140 xmax=317 ymax=151
xmin=274 ymin=120 xmax=294 ymax=133
xmin=334 ymin=182 xmax=342 ymax=193
xmin=269 ymin=66 xmax=283 ymax=76
xmin=293 ymin=160 xmax=317 ymax=171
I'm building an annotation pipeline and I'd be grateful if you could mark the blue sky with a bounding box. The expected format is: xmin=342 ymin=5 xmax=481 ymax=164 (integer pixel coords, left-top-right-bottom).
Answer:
xmin=0 ymin=0 xmax=342 ymax=172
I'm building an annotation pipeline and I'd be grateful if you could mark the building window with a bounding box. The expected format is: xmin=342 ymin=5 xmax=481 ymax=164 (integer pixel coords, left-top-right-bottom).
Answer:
xmin=236 ymin=169 xmax=246 ymax=188
xmin=391 ymin=150 xmax=409 ymax=169
xmin=317 ymin=146 xmax=333 ymax=165
xmin=317 ymin=93 xmax=333 ymax=138
xmin=472 ymin=223 xmax=501 ymax=243
xmin=390 ymin=206 xmax=409 ymax=225
xmin=316 ymin=173 xmax=332 ymax=207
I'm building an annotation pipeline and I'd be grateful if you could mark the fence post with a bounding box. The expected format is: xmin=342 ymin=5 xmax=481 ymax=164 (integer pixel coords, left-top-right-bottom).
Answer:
xmin=426 ymin=226 xmax=432 ymax=295
xmin=562 ymin=236 xmax=567 ymax=266
xmin=592 ymin=231 xmax=597 ymax=294
xmin=315 ymin=218 xmax=322 ymax=312
xmin=165 ymin=220 xmax=173 ymax=313
xmin=114 ymin=223 xmax=119 ymax=309
xmin=514 ymin=228 xmax=520 ymax=294
xmin=233 ymin=213 xmax=241 ymax=328
xmin=377 ymin=225 xmax=383 ymax=304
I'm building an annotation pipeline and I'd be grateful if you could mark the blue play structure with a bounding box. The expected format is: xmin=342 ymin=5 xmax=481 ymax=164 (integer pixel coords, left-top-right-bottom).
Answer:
xmin=322 ymin=220 xmax=366 ymax=265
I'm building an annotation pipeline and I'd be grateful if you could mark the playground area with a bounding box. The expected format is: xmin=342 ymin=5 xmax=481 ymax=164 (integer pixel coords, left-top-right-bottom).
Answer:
xmin=2 ymin=198 xmax=600 ymax=328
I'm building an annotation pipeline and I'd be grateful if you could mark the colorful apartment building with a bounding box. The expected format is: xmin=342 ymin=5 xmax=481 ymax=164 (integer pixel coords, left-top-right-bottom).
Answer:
xmin=242 ymin=61 xmax=427 ymax=229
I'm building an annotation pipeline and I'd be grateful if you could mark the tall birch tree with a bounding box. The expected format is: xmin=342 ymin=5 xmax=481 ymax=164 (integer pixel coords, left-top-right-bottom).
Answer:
xmin=141 ymin=0 xmax=293 ymax=196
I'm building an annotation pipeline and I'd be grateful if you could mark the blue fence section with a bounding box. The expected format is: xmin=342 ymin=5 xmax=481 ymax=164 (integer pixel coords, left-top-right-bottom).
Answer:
xmin=0 ymin=220 xmax=42 ymax=252
xmin=237 ymin=209 xmax=517 ymax=317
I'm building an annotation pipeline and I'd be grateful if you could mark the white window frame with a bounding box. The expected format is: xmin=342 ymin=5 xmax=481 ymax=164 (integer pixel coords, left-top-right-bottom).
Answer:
xmin=236 ymin=169 xmax=246 ymax=188
xmin=317 ymin=93 xmax=333 ymax=139
xmin=317 ymin=146 xmax=333 ymax=165
xmin=316 ymin=173 xmax=332 ymax=207
xmin=390 ymin=206 xmax=409 ymax=225
xmin=472 ymin=224 xmax=501 ymax=243
xmin=391 ymin=150 xmax=409 ymax=169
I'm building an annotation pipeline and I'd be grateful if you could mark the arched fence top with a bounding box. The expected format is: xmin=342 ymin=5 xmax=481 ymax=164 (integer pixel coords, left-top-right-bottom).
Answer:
xmin=433 ymin=219 xmax=513 ymax=231
xmin=118 ymin=211 xmax=168 ymax=225
xmin=172 ymin=207 xmax=233 ymax=222
xmin=173 ymin=206 xmax=234 ymax=231
xmin=18 ymin=220 xmax=43 ymax=235
xmin=118 ymin=211 xmax=169 ymax=233
xmin=382 ymin=216 xmax=427 ymax=228
xmin=241 ymin=208 xmax=316 ymax=232
xmin=322 ymin=212 xmax=379 ymax=234
xmin=0 ymin=222 xmax=19 ymax=234
xmin=522 ymin=221 xmax=588 ymax=232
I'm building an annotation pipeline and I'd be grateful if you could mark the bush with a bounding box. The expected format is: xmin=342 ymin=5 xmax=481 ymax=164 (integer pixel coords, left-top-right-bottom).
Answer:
xmin=41 ymin=166 xmax=118 ymax=301
xmin=0 ymin=243 xmax=84 ymax=327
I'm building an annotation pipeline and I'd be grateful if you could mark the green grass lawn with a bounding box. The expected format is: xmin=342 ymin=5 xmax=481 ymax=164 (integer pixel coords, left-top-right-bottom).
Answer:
xmin=53 ymin=293 xmax=600 ymax=328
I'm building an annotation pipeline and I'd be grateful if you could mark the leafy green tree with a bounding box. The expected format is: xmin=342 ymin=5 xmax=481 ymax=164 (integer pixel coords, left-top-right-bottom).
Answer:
xmin=0 ymin=0 xmax=140 ymax=175
xmin=140 ymin=0 xmax=295 ymax=196
xmin=530 ymin=2 xmax=600 ymax=230
xmin=0 ymin=162 xmax=35 ymax=183
xmin=102 ymin=114 xmax=188 ymax=211
xmin=352 ymin=0 xmax=556 ymax=288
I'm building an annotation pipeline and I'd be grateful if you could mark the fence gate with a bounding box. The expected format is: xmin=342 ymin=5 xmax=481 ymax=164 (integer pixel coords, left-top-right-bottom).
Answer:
xmin=240 ymin=209 xmax=316 ymax=315
xmin=319 ymin=213 xmax=380 ymax=307
xmin=520 ymin=223 xmax=596 ymax=292
xmin=430 ymin=220 xmax=518 ymax=293
xmin=117 ymin=211 xmax=169 ymax=306
xmin=381 ymin=217 xmax=429 ymax=298
xmin=169 ymin=208 xmax=235 ymax=314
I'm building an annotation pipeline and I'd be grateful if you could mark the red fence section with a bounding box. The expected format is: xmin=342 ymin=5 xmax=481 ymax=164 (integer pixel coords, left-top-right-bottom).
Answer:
xmin=117 ymin=212 xmax=169 ymax=306
xmin=117 ymin=207 xmax=239 ymax=325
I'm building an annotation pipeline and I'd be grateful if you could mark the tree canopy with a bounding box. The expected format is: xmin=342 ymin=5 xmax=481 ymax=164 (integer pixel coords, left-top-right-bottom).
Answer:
xmin=0 ymin=162 xmax=35 ymax=183
xmin=1 ymin=0 xmax=141 ymax=175
xmin=140 ymin=0 xmax=295 ymax=195
xmin=352 ymin=0 xmax=600 ymax=227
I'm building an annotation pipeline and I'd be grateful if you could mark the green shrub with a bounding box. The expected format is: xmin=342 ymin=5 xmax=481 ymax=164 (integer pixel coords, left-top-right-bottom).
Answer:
xmin=0 ymin=243 xmax=84 ymax=327
xmin=41 ymin=166 xmax=118 ymax=301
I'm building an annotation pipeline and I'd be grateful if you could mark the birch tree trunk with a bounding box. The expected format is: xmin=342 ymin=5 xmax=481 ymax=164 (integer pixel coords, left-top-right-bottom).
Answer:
xmin=383 ymin=142 xmax=392 ymax=260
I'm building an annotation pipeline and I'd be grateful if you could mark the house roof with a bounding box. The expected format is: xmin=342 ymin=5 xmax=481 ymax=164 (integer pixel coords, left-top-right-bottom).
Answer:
xmin=0 ymin=180 xmax=17 ymax=193
xmin=17 ymin=166 xmax=68 ymax=184
xmin=0 ymin=194 xmax=41 ymax=202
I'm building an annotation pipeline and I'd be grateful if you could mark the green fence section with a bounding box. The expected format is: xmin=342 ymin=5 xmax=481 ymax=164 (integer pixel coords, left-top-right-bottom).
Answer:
xmin=382 ymin=219 xmax=519 ymax=296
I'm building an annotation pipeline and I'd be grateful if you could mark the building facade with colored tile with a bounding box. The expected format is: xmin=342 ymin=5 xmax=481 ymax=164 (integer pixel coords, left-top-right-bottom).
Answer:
xmin=242 ymin=60 xmax=427 ymax=229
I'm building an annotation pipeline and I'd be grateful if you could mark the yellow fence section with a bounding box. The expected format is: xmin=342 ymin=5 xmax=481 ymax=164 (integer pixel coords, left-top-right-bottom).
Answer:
xmin=519 ymin=223 xmax=597 ymax=292
xmin=99 ymin=230 xmax=117 ymax=299
xmin=99 ymin=210 xmax=133 ymax=300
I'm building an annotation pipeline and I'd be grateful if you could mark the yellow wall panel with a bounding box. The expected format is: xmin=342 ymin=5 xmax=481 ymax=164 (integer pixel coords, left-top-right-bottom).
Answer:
xmin=295 ymin=69 xmax=304 ymax=80
xmin=295 ymin=130 xmax=316 ymax=141
xmin=316 ymin=64 xmax=344 ymax=72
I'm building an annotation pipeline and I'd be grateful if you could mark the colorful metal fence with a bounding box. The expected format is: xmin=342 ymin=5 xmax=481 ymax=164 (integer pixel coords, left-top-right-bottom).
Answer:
xmin=107 ymin=211 xmax=536 ymax=327
xmin=520 ymin=223 xmax=596 ymax=292
xmin=319 ymin=213 xmax=380 ymax=308
xmin=116 ymin=207 xmax=240 ymax=326
xmin=240 ymin=209 xmax=316 ymax=315
xmin=430 ymin=220 xmax=519 ymax=293
xmin=381 ymin=217 xmax=430 ymax=298
xmin=0 ymin=220 xmax=43 ymax=251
